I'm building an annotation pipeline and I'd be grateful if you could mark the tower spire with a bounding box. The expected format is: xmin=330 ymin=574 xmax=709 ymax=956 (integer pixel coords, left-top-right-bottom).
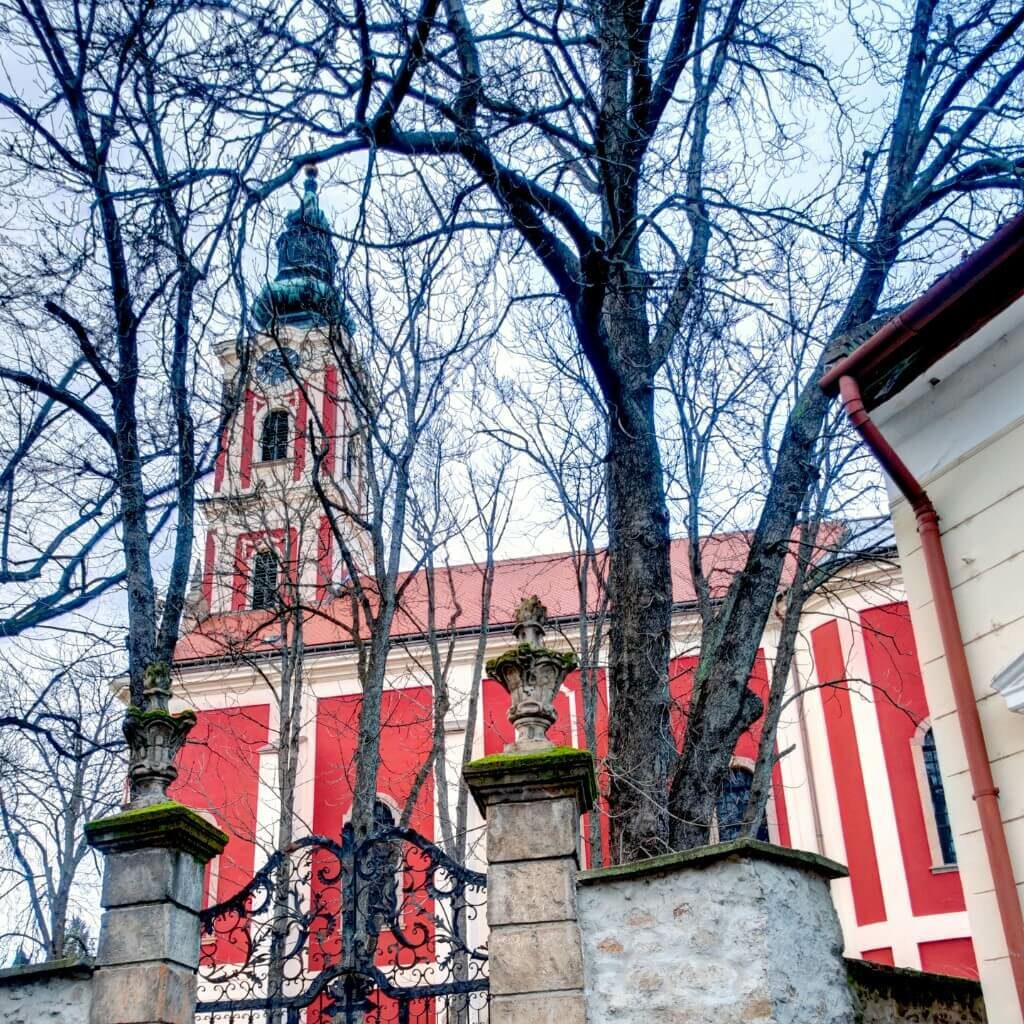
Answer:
xmin=254 ymin=164 xmax=352 ymax=330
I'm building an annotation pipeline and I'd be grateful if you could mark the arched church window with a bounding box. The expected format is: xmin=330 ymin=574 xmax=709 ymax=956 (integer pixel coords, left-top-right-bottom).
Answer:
xmin=922 ymin=728 xmax=957 ymax=865
xmin=251 ymin=549 xmax=279 ymax=610
xmin=715 ymin=766 xmax=769 ymax=843
xmin=344 ymin=434 xmax=357 ymax=480
xmin=260 ymin=409 xmax=289 ymax=462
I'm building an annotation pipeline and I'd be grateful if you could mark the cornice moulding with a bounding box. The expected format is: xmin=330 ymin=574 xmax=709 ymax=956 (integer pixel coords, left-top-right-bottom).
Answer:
xmin=993 ymin=651 xmax=1024 ymax=713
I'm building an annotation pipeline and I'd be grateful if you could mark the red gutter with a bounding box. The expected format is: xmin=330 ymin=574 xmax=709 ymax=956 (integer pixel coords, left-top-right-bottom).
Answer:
xmin=838 ymin=374 xmax=1024 ymax=1008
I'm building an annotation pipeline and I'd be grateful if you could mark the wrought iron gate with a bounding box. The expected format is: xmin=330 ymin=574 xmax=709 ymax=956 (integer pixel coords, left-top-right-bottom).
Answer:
xmin=195 ymin=823 xmax=488 ymax=1024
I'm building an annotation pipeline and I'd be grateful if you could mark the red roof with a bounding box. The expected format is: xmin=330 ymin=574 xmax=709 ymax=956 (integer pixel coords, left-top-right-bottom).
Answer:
xmin=174 ymin=530 xmax=823 ymax=664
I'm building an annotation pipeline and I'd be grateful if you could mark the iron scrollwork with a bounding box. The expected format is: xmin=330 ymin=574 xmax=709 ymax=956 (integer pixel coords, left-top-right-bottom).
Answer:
xmin=195 ymin=823 xmax=489 ymax=1024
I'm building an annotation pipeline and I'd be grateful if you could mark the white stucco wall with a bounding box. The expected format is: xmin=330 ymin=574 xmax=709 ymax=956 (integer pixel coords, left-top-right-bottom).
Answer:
xmin=874 ymin=293 xmax=1024 ymax=1023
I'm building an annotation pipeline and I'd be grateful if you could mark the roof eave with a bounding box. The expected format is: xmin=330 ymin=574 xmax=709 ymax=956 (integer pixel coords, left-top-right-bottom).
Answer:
xmin=820 ymin=211 xmax=1024 ymax=408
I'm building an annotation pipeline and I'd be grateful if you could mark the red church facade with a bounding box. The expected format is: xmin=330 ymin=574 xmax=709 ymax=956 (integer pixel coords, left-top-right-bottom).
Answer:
xmin=173 ymin=172 xmax=980 ymax=991
xmin=172 ymin=555 xmax=978 ymax=982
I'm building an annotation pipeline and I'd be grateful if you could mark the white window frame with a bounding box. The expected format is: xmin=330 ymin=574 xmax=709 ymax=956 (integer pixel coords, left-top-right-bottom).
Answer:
xmin=910 ymin=720 xmax=958 ymax=872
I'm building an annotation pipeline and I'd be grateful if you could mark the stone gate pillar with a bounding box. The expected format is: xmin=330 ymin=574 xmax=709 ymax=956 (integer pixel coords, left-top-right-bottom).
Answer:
xmin=464 ymin=747 xmax=597 ymax=1024
xmin=85 ymin=664 xmax=228 ymax=1024
xmin=464 ymin=592 xmax=598 ymax=1024
xmin=85 ymin=801 xmax=227 ymax=1024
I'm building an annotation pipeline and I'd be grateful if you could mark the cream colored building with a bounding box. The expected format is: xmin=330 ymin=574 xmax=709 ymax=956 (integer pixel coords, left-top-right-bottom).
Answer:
xmin=822 ymin=210 xmax=1024 ymax=1021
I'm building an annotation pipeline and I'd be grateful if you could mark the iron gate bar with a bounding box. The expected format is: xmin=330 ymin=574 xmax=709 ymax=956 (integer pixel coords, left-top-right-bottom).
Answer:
xmin=195 ymin=823 xmax=489 ymax=1024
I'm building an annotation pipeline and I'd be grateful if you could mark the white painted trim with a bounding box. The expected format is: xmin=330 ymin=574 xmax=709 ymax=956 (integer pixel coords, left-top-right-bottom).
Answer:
xmin=992 ymin=650 xmax=1024 ymax=713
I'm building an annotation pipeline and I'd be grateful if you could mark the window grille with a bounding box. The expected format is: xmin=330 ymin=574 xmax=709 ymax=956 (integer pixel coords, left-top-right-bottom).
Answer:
xmin=260 ymin=410 xmax=289 ymax=462
xmin=923 ymin=728 xmax=957 ymax=865
xmin=715 ymin=766 xmax=769 ymax=842
xmin=251 ymin=549 xmax=279 ymax=610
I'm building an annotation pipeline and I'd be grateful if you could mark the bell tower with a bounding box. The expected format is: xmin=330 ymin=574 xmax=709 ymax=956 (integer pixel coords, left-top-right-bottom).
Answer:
xmin=193 ymin=167 xmax=365 ymax=621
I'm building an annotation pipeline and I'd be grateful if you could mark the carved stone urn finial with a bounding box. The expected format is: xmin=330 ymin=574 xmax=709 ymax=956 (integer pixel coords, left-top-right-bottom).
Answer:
xmin=486 ymin=596 xmax=578 ymax=753
xmin=122 ymin=662 xmax=196 ymax=808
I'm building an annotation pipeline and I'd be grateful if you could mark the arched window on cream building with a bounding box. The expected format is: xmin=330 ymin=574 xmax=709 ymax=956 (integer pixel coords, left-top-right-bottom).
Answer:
xmin=912 ymin=721 xmax=958 ymax=868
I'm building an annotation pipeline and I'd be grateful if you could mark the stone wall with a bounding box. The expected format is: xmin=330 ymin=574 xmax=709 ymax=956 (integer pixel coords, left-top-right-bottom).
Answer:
xmin=0 ymin=958 xmax=93 ymax=1024
xmin=846 ymin=957 xmax=987 ymax=1024
xmin=577 ymin=839 xmax=855 ymax=1024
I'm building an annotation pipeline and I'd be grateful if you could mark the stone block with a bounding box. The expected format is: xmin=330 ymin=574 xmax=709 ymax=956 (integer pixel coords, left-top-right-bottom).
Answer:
xmin=96 ymin=903 xmax=201 ymax=971
xmin=489 ymin=857 xmax=577 ymax=927
xmin=490 ymin=991 xmax=587 ymax=1024
xmin=489 ymin=921 xmax=585 ymax=995
xmin=487 ymin=797 xmax=578 ymax=863
xmin=101 ymin=847 xmax=204 ymax=912
xmin=89 ymin=962 xmax=195 ymax=1024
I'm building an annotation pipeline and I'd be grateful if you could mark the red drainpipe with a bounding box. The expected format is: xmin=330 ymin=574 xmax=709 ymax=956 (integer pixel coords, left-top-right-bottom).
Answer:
xmin=839 ymin=373 xmax=1024 ymax=1006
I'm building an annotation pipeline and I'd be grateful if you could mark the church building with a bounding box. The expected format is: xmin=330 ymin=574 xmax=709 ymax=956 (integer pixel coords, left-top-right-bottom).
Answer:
xmin=171 ymin=168 xmax=980 ymax=987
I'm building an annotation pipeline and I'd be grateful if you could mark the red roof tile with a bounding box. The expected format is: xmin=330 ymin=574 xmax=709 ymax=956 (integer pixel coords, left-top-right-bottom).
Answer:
xmin=174 ymin=530 xmax=826 ymax=663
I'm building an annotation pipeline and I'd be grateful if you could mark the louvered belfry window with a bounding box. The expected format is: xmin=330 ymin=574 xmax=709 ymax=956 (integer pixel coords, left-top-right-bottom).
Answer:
xmin=251 ymin=549 xmax=279 ymax=610
xmin=260 ymin=410 xmax=289 ymax=462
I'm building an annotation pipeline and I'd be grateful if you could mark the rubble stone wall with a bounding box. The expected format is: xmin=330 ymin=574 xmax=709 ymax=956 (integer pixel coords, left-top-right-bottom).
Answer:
xmin=846 ymin=957 xmax=987 ymax=1024
xmin=0 ymin=959 xmax=93 ymax=1024
xmin=576 ymin=841 xmax=855 ymax=1024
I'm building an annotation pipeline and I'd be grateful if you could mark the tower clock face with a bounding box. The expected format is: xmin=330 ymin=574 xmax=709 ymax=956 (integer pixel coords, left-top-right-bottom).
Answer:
xmin=255 ymin=347 xmax=300 ymax=385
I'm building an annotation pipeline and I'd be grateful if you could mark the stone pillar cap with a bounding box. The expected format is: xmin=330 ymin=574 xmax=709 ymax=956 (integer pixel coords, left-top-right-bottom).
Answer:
xmin=463 ymin=746 xmax=598 ymax=816
xmin=85 ymin=799 xmax=228 ymax=864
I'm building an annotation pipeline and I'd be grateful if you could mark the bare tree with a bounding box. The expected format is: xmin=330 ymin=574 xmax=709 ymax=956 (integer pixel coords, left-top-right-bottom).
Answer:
xmin=0 ymin=646 xmax=123 ymax=961
xmin=225 ymin=0 xmax=1024 ymax=857
xmin=0 ymin=0 xmax=260 ymax=705
xmin=300 ymin=199 xmax=503 ymax=850
xmin=401 ymin=446 xmax=514 ymax=858
xmin=490 ymin=341 xmax=610 ymax=866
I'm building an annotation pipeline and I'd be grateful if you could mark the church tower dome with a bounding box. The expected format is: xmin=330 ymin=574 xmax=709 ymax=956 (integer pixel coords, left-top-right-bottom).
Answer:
xmin=253 ymin=165 xmax=353 ymax=332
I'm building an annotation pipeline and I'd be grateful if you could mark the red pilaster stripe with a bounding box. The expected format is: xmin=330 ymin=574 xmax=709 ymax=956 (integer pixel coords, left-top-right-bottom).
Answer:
xmin=240 ymin=390 xmax=255 ymax=489
xmin=316 ymin=516 xmax=332 ymax=602
xmin=202 ymin=532 xmax=216 ymax=609
xmin=323 ymin=365 xmax=338 ymax=479
xmin=811 ymin=620 xmax=887 ymax=926
xmin=293 ymin=382 xmax=308 ymax=481
xmin=861 ymin=602 xmax=965 ymax=917
xmin=213 ymin=426 xmax=228 ymax=493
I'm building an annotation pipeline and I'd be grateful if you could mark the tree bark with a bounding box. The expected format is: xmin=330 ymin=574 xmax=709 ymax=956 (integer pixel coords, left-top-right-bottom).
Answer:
xmin=605 ymin=379 xmax=674 ymax=861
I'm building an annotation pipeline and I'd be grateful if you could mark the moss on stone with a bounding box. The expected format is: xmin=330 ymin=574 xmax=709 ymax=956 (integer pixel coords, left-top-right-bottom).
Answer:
xmin=0 ymin=958 xmax=94 ymax=984
xmin=577 ymin=836 xmax=847 ymax=886
xmin=485 ymin=644 xmax=578 ymax=676
xmin=464 ymin=745 xmax=598 ymax=812
xmin=85 ymin=800 xmax=227 ymax=863
xmin=845 ymin=956 xmax=985 ymax=1022
xmin=124 ymin=706 xmax=196 ymax=725
xmin=467 ymin=745 xmax=587 ymax=771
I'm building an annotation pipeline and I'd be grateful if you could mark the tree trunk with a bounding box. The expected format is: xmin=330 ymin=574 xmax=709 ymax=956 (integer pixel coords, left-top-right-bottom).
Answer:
xmin=605 ymin=382 xmax=674 ymax=861
xmin=667 ymin=269 xmax=889 ymax=850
